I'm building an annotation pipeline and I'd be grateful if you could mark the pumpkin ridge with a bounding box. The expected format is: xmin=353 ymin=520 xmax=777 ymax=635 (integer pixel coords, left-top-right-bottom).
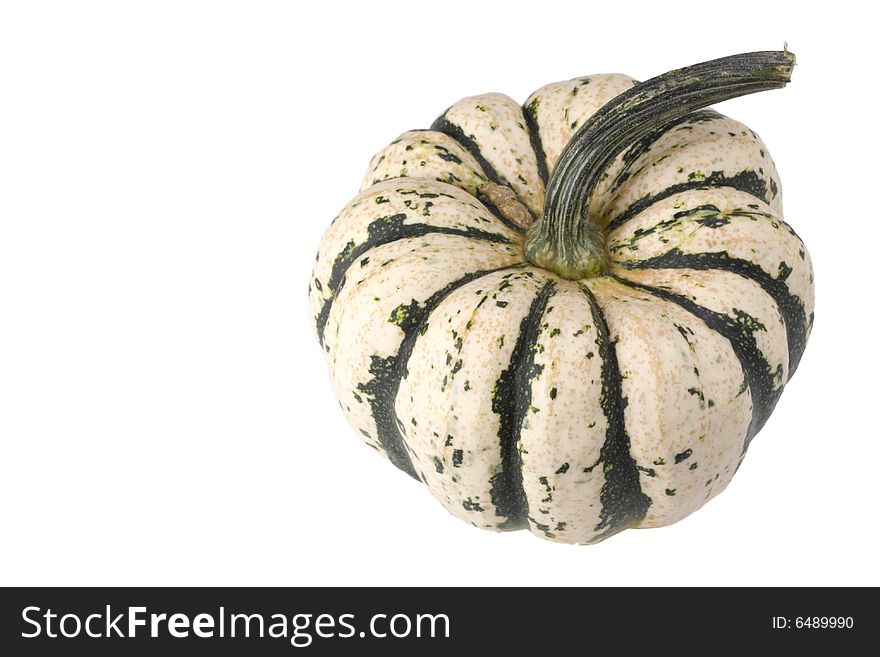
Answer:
xmin=605 ymin=170 xmax=770 ymax=232
xmin=431 ymin=114 xmax=539 ymax=224
xmin=580 ymin=283 xmax=652 ymax=539
xmin=620 ymin=249 xmax=809 ymax=376
xmin=431 ymin=114 xmax=506 ymax=187
xmin=612 ymin=275 xmax=784 ymax=452
xmin=356 ymin=263 xmax=526 ymax=480
xmin=489 ymin=279 xmax=557 ymax=530
xmin=315 ymin=217 xmax=516 ymax=346
xmin=609 ymin=109 xmax=721 ymax=192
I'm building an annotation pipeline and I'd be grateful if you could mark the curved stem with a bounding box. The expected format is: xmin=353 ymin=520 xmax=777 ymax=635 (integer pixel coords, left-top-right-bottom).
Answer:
xmin=525 ymin=50 xmax=796 ymax=280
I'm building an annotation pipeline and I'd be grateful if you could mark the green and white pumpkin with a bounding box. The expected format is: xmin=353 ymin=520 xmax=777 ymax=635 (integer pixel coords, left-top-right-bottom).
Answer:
xmin=309 ymin=51 xmax=813 ymax=544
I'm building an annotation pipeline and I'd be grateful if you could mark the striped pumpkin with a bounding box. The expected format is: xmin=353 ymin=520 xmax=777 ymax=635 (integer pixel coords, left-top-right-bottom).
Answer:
xmin=309 ymin=51 xmax=813 ymax=544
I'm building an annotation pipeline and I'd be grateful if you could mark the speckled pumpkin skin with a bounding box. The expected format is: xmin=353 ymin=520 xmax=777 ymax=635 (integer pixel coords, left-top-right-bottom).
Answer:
xmin=309 ymin=73 xmax=814 ymax=544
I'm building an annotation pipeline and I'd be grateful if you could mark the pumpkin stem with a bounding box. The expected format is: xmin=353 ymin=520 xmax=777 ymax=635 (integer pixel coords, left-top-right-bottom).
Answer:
xmin=525 ymin=50 xmax=796 ymax=280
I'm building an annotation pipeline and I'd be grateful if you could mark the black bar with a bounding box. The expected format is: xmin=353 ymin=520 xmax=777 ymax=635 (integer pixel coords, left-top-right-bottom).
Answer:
xmin=0 ymin=587 xmax=870 ymax=655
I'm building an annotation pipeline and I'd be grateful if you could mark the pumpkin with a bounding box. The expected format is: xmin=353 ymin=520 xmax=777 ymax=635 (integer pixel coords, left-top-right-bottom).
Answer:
xmin=308 ymin=51 xmax=813 ymax=544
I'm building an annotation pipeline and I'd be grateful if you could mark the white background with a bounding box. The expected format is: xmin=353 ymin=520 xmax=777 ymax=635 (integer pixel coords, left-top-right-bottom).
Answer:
xmin=2 ymin=1 xmax=877 ymax=587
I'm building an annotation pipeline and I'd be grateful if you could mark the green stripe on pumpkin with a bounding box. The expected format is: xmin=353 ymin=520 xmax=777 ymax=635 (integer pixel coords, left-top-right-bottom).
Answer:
xmin=489 ymin=279 xmax=557 ymax=530
xmin=580 ymin=283 xmax=652 ymax=539
xmin=315 ymin=214 xmax=515 ymax=346
xmin=356 ymin=263 xmax=525 ymax=480
xmin=612 ymin=275 xmax=784 ymax=452
xmin=618 ymin=248 xmax=809 ymax=376
xmin=606 ymin=169 xmax=770 ymax=232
